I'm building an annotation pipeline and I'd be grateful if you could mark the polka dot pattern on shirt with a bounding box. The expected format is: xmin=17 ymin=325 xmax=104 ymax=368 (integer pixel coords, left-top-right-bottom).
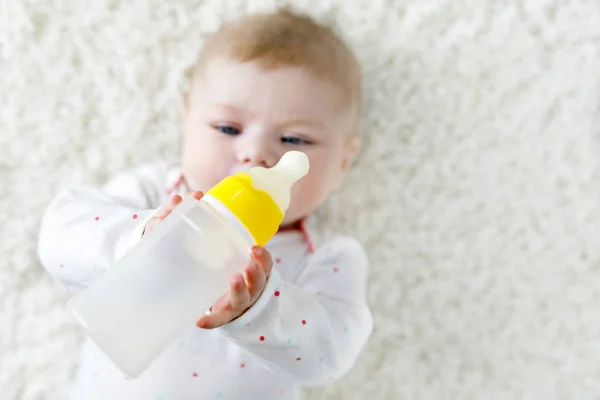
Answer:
xmin=46 ymin=171 xmax=366 ymax=398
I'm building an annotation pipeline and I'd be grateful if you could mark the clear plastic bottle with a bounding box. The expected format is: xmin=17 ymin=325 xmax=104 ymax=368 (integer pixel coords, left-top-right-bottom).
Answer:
xmin=65 ymin=151 xmax=310 ymax=378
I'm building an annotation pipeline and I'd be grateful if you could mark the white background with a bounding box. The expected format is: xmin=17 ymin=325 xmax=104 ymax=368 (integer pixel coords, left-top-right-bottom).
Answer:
xmin=1 ymin=0 xmax=599 ymax=398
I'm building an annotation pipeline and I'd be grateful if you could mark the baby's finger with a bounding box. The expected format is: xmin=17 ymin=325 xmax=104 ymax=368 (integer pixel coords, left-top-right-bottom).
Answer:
xmin=155 ymin=195 xmax=182 ymax=218
xmin=165 ymin=194 xmax=183 ymax=211
xmin=210 ymin=292 xmax=230 ymax=314
xmin=187 ymin=191 xmax=204 ymax=201
xmin=245 ymin=261 xmax=266 ymax=303
xmin=251 ymin=246 xmax=273 ymax=277
xmin=143 ymin=195 xmax=182 ymax=235
xmin=196 ymin=308 xmax=236 ymax=329
xmin=229 ymin=273 xmax=251 ymax=310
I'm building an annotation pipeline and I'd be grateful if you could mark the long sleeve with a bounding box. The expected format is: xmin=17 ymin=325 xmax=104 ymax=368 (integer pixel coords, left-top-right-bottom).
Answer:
xmin=218 ymin=236 xmax=373 ymax=386
xmin=37 ymin=163 xmax=171 ymax=293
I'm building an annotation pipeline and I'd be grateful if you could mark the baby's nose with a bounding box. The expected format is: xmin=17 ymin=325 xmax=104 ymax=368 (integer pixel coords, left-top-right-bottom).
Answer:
xmin=238 ymin=142 xmax=277 ymax=168
xmin=245 ymin=156 xmax=270 ymax=168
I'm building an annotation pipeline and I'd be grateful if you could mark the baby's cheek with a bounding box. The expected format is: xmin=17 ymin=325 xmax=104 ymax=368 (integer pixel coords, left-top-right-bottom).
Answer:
xmin=290 ymin=175 xmax=328 ymax=215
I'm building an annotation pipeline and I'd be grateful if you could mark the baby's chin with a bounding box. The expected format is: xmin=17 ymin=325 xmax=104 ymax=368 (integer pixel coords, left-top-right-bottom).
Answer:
xmin=280 ymin=209 xmax=302 ymax=227
xmin=280 ymin=206 xmax=311 ymax=228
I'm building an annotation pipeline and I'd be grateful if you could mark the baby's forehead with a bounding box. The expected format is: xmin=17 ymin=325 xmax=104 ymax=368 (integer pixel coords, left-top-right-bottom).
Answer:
xmin=192 ymin=58 xmax=355 ymax=124
xmin=189 ymin=10 xmax=361 ymax=114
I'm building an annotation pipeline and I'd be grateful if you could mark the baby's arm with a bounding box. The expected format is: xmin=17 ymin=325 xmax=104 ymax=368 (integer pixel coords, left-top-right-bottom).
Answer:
xmin=37 ymin=164 xmax=169 ymax=292
xmin=217 ymin=237 xmax=373 ymax=386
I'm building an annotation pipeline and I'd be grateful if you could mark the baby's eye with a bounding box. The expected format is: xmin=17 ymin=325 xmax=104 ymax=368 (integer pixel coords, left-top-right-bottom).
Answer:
xmin=281 ymin=136 xmax=309 ymax=145
xmin=216 ymin=125 xmax=241 ymax=135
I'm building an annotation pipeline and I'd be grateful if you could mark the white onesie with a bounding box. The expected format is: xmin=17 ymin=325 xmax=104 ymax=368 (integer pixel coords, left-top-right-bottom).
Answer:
xmin=38 ymin=163 xmax=373 ymax=400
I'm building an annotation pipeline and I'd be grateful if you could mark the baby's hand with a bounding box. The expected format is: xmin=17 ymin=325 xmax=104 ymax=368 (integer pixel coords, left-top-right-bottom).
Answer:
xmin=196 ymin=246 xmax=273 ymax=329
xmin=143 ymin=191 xmax=204 ymax=235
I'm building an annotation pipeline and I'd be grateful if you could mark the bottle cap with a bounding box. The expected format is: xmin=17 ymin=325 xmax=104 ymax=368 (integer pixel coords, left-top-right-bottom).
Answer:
xmin=206 ymin=151 xmax=310 ymax=246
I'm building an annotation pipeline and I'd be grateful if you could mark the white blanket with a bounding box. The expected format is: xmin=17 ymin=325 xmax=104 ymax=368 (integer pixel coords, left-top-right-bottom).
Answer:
xmin=1 ymin=0 xmax=599 ymax=398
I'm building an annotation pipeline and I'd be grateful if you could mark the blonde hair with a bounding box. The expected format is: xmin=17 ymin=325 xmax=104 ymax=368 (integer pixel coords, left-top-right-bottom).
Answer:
xmin=188 ymin=9 xmax=361 ymax=113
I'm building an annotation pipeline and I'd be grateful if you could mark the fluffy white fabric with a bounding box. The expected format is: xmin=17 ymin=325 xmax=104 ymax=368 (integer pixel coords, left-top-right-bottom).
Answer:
xmin=1 ymin=0 xmax=599 ymax=398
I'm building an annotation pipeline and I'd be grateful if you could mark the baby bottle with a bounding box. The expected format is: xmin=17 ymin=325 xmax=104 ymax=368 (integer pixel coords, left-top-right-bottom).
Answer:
xmin=65 ymin=151 xmax=310 ymax=378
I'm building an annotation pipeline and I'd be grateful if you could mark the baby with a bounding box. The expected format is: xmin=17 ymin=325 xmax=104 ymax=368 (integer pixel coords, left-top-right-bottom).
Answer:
xmin=38 ymin=9 xmax=372 ymax=400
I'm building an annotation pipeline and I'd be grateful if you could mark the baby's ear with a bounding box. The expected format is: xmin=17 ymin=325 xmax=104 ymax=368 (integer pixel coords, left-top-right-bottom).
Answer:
xmin=180 ymin=99 xmax=190 ymax=128
xmin=331 ymin=137 xmax=360 ymax=192
xmin=341 ymin=137 xmax=360 ymax=172
xmin=180 ymin=79 xmax=193 ymax=123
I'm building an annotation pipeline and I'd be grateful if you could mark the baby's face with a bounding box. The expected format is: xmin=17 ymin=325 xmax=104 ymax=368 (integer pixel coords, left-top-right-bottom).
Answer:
xmin=181 ymin=57 xmax=357 ymax=226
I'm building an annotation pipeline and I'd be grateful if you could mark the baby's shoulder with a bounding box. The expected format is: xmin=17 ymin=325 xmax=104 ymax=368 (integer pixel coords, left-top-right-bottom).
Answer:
xmin=103 ymin=161 xmax=179 ymax=191
xmin=99 ymin=161 xmax=180 ymax=207
xmin=270 ymin=234 xmax=368 ymax=283
xmin=123 ymin=161 xmax=179 ymax=182
xmin=309 ymin=235 xmax=368 ymax=268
